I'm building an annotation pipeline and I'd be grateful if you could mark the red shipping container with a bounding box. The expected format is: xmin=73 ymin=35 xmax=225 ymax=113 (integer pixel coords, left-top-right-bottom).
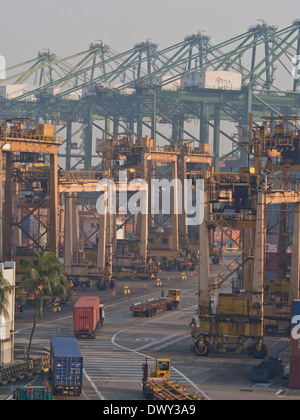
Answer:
xmin=289 ymin=358 xmax=300 ymax=389
xmin=73 ymin=297 xmax=100 ymax=338
xmin=290 ymin=334 xmax=300 ymax=359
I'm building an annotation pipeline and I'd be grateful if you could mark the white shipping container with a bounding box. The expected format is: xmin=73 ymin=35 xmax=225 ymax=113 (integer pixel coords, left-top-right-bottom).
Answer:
xmin=181 ymin=71 xmax=242 ymax=91
xmin=0 ymin=84 xmax=37 ymax=100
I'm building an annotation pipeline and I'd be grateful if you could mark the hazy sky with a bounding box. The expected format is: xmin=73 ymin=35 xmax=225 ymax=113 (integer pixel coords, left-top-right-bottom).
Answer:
xmin=1 ymin=0 xmax=300 ymax=66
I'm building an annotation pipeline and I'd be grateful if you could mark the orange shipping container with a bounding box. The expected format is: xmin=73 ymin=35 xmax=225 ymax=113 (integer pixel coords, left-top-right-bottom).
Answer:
xmin=290 ymin=332 xmax=300 ymax=359
xmin=73 ymin=297 xmax=100 ymax=339
xmin=289 ymin=358 xmax=300 ymax=389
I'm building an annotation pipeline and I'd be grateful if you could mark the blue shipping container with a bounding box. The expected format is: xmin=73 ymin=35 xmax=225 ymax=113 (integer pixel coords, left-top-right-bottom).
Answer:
xmin=292 ymin=300 xmax=300 ymax=324
xmin=50 ymin=337 xmax=83 ymax=396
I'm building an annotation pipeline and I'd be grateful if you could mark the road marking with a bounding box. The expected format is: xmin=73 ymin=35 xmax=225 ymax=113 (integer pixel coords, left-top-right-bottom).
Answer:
xmin=83 ymin=369 xmax=105 ymax=400
xmin=110 ymin=308 xmax=211 ymax=401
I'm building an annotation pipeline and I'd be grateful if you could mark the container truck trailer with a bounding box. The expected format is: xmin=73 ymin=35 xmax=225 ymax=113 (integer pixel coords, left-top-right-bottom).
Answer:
xmin=73 ymin=296 xmax=105 ymax=339
xmin=50 ymin=337 xmax=83 ymax=396
xmin=142 ymin=358 xmax=202 ymax=400
xmin=130 ymin=289 xmax=180 ymax=317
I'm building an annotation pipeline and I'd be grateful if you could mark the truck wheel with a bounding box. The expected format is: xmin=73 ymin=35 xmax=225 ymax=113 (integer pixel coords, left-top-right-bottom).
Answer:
xmin=109 ymin=280 xmax=115 ymax=289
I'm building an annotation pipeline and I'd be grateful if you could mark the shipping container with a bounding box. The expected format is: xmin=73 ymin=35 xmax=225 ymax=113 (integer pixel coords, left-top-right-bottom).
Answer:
xmin=290 ymin=335 xmax=300 ymax=359
xmin=289 ymin=358 xmax=300 ymax=389
xmin=13 ymin=386 xmax=52 ymax=401
xmin=50 ymin=337 xmax=83 ymax=396
xmin=35 ymin=123 xmax=54 ymax=138
xmin=73 ymin=296 xmax=102 ymax=339
xmin=0 ymin=84 xmax=36 ymax=101
xmin=292 ymin=299 xmax=300 ymax=319
xmin=266 ymin=252 xmax=292 ymax=272
xmin=181 ymin=71 xmax=242 ymax=91
xmin=290 ymin=300 xmax=300 ymax=359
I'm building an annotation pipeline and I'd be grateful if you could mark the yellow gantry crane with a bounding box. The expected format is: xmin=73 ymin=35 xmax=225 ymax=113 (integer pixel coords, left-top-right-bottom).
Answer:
xmin=190 ymin=115 xmax=300 ymax=357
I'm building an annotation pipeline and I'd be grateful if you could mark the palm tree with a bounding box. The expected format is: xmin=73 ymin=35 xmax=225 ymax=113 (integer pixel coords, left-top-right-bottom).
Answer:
xmin=18 ymin=251 xmax=71 ymax=361
xmin=0 ymin=273 xmax=11 ymax=322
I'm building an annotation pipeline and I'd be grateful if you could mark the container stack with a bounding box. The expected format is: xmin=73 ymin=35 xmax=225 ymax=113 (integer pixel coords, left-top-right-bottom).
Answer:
xmin=289 ymin=299 xmax=300 ymax=389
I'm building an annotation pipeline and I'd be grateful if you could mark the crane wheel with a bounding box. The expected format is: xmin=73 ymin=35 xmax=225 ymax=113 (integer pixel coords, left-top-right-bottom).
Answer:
xmin=193 ymin=338 xmax=210 ymax=356
xmin=249 ymin=343 xmax=268 ymax=359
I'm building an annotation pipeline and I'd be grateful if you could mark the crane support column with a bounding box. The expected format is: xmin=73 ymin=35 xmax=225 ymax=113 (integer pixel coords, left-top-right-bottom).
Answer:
xmin=3 ymin=153 xmax=13 ymax=261
xmin=97 ymin=212 xmax=107 ymax=272
xmin=251 ymin=193 xmax=266 ymax=335
xmin=72 ymin=194 xmax=80 ymax=255
xmin=171 ymin=160 xmax=179 ymax=251
xmin=198 ymin=192 xmax=211 ymax=318
xmin=213 ymin=104 xmax=221 ymax=172
xmin=49 ymin=153 xmax=59 ymax=256
xmin=64 ymin=193 xmax=73 ymax=268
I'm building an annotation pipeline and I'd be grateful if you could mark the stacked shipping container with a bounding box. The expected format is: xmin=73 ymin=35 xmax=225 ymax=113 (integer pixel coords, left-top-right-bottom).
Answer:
xmin=289 ymin=300 xmax=300 ymax=389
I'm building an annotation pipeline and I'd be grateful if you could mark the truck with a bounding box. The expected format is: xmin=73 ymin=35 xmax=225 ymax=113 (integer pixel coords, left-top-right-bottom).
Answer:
xmin=130 ymin=289 xmax=180 ymax=317
xmin=142 ymin=358 xmax=202 ymax=400
xmin=13 ymin=386 xmax=52 ymax=400
xmin=73 ymin=296 xmax=105 ymax=339
xmin=49 ymin=337 xmax=83 ymax=396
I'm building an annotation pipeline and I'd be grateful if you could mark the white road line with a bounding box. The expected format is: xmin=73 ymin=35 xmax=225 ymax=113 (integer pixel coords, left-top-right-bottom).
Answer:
xmin=83 ymin=369 xmax=105 ymax=400
xmin=109 ymin=307 xmax=211 ymax=401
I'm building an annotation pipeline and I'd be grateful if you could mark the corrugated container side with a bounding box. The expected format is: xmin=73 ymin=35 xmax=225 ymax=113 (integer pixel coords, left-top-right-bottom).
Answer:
xmin=73 ymin=297 xmax=100 ymax=334
xmin=289 ymin=358 xmax=300 ymax=389
xmin=292 ymin=299 xmax=300 ymax=319
xmin=50 ymin=338 xmax=83 ymax=390
xmin=290 ymin=299 xmax=300 ymax=359
xmin=203 ymin=71 xmax=242 ymax=91
xmin=290 ymin=335 xmax=300 ymax=359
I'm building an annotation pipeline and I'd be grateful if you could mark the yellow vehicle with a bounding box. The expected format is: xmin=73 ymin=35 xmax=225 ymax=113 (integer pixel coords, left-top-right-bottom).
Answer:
xmin=142 ymin=358 xmax=201 ymax=400
xmin=167 ymin=289 xmax=180 ymax=308
xmin=130 ymin=289 xmax=180 ymax=317
xmin=148 ymin=359 xmax=171 ymax=379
